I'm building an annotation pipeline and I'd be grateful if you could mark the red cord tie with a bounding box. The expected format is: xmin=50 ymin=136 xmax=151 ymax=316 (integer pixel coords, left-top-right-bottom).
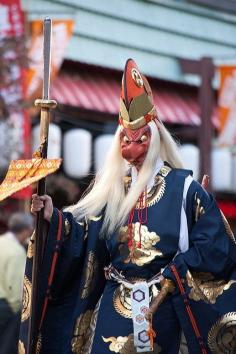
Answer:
xmin=128 ymin=207 xmax=135 ymax=249
xmin=127 ymin=188 xmax=148 ymax=250
xmin=137 ymin=188 xmax=148 ymax=248
xmin=146 ymin=314 xmax=156 ymax=351
xmin=170 ymin=265 xmax=207 ymax=354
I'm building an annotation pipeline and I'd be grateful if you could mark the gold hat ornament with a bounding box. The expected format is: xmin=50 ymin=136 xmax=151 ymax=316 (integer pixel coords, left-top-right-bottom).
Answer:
xmin=119 ymin=59 xmax=158 ymax=130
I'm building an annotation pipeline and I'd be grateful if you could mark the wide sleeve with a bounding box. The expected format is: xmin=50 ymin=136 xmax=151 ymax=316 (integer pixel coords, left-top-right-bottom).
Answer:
xmin=46 ymin=208 xmax=88 ymax=298
xmin=19 ymin=208 xmax=108 ymax=353
xmin=163 ymin=180 xmax=236 ymax=283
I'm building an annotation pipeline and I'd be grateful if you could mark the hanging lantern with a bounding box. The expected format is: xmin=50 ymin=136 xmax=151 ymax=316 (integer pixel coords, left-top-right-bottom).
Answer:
xmin=232 ymin=150 xmax=236 ymax=192
xmin=32 ymin=125 xmax=40 ymax=153
xmin=179 ymin=144 xmax=200 ymax=180
xmin=32 ymin=123 xmax=62 ymax=158
xmin=63 ymin=129 xmax=92 ymax=178
xmin=212 ymin=147 xmax=232 ymax=191
xmin=94 ymin=134 xmax=114 ymax=171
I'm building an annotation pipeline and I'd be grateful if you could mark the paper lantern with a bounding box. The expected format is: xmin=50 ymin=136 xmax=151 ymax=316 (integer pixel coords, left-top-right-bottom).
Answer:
xmin=32 ymin=123 xmax=62 ymax=158
xmin=179 ymin=144 xmax=200 ymax=180
xmin=32 ymin=125 xmax=40 ymax=153
xmin=63 ymin=129 xmax=92 ymax=177
xmin=212 ymin=147 xmax=232 ymax=191
xmin=94 ymin=134 xmax=114 ymax=171
xmin=231 ymin=151 xmax=236 ymax=192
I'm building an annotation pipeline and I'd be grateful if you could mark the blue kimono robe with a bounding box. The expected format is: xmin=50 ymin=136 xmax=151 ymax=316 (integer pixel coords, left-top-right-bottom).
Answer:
xmin=19 ymin=164 xmax=236 ymax=354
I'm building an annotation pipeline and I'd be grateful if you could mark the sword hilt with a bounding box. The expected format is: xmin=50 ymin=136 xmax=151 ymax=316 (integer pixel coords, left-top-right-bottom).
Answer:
xmin=35 ymin=99 xmax=57 ymax=155
xmin=35 ymin=99 xmax=57 ymax=109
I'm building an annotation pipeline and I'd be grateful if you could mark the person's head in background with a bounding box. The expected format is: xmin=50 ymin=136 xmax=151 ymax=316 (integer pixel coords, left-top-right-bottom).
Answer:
xmin=0 ymin=95 xmax=9 ymax=121
xmin=8 ymin=212 xmax=34 ymax=246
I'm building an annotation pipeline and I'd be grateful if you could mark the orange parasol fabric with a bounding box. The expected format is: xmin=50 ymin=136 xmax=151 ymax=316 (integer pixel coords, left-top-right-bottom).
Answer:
xmin=0 ymin=158 xmax=61 ymax=202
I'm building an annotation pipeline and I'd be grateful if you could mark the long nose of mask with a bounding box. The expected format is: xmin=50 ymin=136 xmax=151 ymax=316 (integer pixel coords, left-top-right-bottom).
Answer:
xmin=121 ymin=143 xmax=147 ymax=163
xmin=120 ymin=126 xmax=151 ymax=167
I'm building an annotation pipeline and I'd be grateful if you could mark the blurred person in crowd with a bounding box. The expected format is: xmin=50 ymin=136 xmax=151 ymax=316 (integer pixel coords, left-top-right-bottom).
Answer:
xmin=20 ymin=60 xmax=236 ymax=354
xmin=46 ymin=173 xmax=80 ymax=210
xmin=0 ymin=212 xmax=34 ymax=354
xmin=0 ymin=95 xmax=9 ymax=121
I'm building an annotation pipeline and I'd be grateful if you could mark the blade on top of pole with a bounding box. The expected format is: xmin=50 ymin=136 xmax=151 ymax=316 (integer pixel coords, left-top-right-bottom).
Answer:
xmin=43 ymin=17 xmax=52 ymax=100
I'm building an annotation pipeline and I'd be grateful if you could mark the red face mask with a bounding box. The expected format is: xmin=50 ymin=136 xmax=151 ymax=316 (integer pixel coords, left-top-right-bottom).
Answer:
xmin=120 ymin=126 xmax=151 ymax=169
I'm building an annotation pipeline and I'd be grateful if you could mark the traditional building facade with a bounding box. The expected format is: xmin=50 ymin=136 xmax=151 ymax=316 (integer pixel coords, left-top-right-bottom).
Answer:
xmin=24 ymin=0 xmax=236 ymax=227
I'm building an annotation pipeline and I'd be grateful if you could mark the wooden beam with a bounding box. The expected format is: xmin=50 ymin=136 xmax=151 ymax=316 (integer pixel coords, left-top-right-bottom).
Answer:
xmin=55 ymin=105 xmax=117 ymax=125
xmin=179 ymin=58 xmax=201 ymax=75
xmin=166 ymin=124 xmax=199 ymax=143
xmin=54 ymin=106 xmax=200 ymax=143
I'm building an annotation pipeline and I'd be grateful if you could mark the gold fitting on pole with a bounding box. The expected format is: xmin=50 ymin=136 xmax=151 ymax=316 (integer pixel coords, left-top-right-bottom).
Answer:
xmin=34 ymin=99 xmax=57 ymax=109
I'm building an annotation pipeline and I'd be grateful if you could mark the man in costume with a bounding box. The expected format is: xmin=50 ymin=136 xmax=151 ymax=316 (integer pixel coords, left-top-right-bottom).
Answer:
xmin=20 ymin=59 xmax=236 ymax=354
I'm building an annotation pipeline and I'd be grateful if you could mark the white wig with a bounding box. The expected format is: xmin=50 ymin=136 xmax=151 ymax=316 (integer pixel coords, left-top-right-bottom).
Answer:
xmin=66 ymin=119 xmax=183 ymax=236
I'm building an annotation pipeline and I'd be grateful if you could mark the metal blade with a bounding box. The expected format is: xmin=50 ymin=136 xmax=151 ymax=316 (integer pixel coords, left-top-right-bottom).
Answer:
xmin=43 ymin=17 xmax=52 ymax=100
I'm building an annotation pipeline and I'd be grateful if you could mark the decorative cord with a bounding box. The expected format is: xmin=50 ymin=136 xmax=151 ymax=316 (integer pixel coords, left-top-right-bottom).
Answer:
xmin=170 ymin=265 xmax=207 ymax=354
xmin=127 ymin=188 xmax=148 ymax=249
xmin=39 ymin=210 xmax=62 ymax=331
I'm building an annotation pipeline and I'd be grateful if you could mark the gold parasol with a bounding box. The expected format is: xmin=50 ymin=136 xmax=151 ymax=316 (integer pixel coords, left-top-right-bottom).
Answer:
xmin=0 ymin=156 xmax=61 ymax=202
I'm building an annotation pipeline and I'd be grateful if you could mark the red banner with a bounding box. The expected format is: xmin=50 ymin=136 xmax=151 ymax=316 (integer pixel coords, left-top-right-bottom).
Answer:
xmin=0 ymin=0 xmax=24 ymax=37
xmin=0 ymin=0 xmax=31 ymax=199
xmin=26 ymin=19 xmax=74 ymax=101
xmin=218 ymin=201 xmax=236 ymax=219
xmin=217 ymin=65 xmax=236 ymax=146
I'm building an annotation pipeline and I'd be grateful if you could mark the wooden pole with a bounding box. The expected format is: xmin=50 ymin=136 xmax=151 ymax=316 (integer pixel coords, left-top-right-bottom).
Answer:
xmin=179 ymin=57 xmax=215 ymax=189
xmin=198 ymin=57 xmax=214 ymax=183
xmin=27 ymin=18 xmax=57 ymax=354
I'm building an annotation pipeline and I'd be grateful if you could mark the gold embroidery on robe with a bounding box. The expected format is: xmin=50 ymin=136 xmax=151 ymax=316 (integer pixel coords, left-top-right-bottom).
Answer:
xmin=27 ymin=231 xmax=35 ymax=259
xmin=36 ymin=333 xmax=42 ymax=354
xmin=102 ymin=334 xmax=161 ymax=353
xmin=194 ymin=193 xmax=205 ymax=222
xmin=119 ymin=223 xmax=163 ymax=266
xmin=18 ymin=341 xmax=26 ymax=354
xmin=137 ymin=175 xmax=166 ymax=209
xmin=84 ymin=218 xmax=88 ymax=240
xmin=123 ymin=176 xmax=132 ymax=194
xmin=113 ymin=280 xmax=159 ymax=318
xmin=80 ymin=251 xmax=98 ymax=299
xmin=123 ymin=166 xmax=171 ymax=209
xmin=186 ymin=271 xmax=236 ymax=304
xmin=220 ymin=210 xmax=236 ymax=244
xmin=159 ymin=165 xmax=171 ymax=177
xmin=82 ymin=299 xmax=101 ymax=354
xmin=71 ymin=310 xmax=94 ymax=353
xmin=208 ymin=312 xmax=236 ymax=353
xmin=21 ymin=275 xmax=32 ymax=322
xmin=77 ymin=218 xmax=89 ymax=240
xmin=64 ymin=218 xmax=71 ymax=236
xmin=18 ymin=334 xmax=41 ymax=354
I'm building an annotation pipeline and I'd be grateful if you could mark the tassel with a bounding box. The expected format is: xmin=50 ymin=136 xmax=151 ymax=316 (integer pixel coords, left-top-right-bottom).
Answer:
xmin=128 ymin=238 xmax=133 ymax=249
xmin=127 ymin=188 xmax=148 ymax=250
xmin=137 ymin=188 xmax=148 ymax=248
xmin=146 ymin=314 xmax=156 ymax=351
xmin=128 ymin=207 xmax=135 ymax=249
